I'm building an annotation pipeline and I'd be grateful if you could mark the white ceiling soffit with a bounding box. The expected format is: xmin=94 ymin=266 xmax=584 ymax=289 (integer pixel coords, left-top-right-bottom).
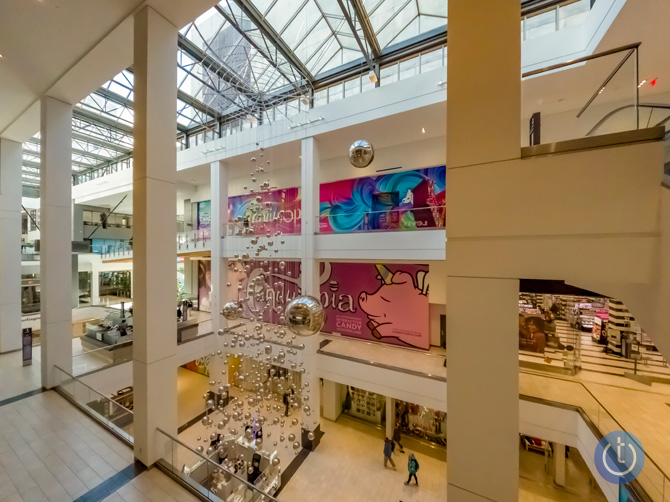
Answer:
xmin=0 ymin=0 xmax=217 ymax=142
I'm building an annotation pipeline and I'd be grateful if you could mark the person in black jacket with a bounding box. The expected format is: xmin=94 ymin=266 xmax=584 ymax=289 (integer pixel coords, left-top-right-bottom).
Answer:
xmin=393 ymin=423 xmax=405 ymax=453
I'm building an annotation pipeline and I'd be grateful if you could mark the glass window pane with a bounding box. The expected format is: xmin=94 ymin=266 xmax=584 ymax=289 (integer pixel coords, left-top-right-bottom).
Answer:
xmin=329 ymin=84 xmax=344 ymax=102
xmin=559 ymin=0 xmax=590 ymax=29
xmin=399 ymin=56 xmax=419 ymax=80
xmin=314 ymin=89 xmax=328 ymax=107
xmin=526 ymin=9 xmax=556 ymax=40
xmin=420 ymin=47 xmax=443 ymax=73
xmin=344 ymin=77 xmax=361 ymax=97
xmin=381 ymin=64 xmax=398 ymax=85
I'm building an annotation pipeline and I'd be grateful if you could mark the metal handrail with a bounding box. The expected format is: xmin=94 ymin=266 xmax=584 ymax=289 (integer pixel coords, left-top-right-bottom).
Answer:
xmin=522 ymin=42 xmax=641 ymax=78
xmin=155 ymin=427 xmax=281 ymax=502
xmin=75 ymin=338 xmax=134 ymax=357
xmin=54 ymin=364 xmax=134 ymax=416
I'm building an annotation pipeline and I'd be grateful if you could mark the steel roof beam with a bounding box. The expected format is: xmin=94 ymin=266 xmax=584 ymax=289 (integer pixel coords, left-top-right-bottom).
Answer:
xmin=230 ymin=0 xmax=315 ymax=81
xmin=214 ymin=4 xmax=304 ymax=89
xmin=347 ymin=0 xmax=381 ymax=59
xmin=178 ymin=34 xmax=259 ymax=100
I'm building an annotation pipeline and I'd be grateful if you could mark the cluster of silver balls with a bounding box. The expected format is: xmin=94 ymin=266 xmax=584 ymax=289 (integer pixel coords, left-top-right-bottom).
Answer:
xmin=193 ymin=142 xmax=325 ymax=477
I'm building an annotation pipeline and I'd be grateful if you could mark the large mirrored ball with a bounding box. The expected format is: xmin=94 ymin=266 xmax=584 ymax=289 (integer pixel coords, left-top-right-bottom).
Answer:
xmin=284 ymin=296 xmax=324 ymax=337
xmin=221 ymin=302 xmax=242 ymax=321
xmin=348 ymin=140 xmax=374 ymax=168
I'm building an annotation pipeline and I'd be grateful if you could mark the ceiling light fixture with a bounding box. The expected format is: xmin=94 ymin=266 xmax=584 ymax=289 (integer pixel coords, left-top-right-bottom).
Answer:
xmin=0 ymin=54 xmax=4 ymax=59
xmin=368 ymin=71 xmax=378 ymax=83
xmin=421 ymin=127 xmax=426 ymax=134
xmin=638 ymin=79 xmax=647 ymax=88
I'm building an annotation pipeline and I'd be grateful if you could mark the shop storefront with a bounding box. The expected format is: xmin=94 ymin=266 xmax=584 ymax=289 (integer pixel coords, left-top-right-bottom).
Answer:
xmin=395 ymin=400 xmax=446 ymax=447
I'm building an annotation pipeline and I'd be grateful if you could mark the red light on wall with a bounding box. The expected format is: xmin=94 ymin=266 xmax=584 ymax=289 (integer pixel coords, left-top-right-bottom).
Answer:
xmin=651 ymin=78 xmax=657 ymax=87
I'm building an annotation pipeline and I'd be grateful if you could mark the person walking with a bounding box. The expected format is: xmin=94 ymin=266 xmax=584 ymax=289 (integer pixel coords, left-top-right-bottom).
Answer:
xmin=405 ymin=453 xmax=419 ymax=485
xmin=393 ymin=423 xmax=405 ymax=453
xmin=383 ymin=438 xmax=396 ymax=469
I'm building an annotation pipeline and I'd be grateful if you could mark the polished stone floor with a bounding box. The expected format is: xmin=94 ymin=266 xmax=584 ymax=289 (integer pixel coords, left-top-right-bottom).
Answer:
xmin=0 ymin=391 xmax=133 ymax=501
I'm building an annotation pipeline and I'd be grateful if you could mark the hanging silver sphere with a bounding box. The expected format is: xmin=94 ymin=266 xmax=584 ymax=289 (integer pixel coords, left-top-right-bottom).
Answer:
xmin=348 ymin=140 xmax=374 ymax=168
xmin=284 ymin=296 xmax=324 ymax=337
xmin=221 ymin=302 xmax=242 ymax=321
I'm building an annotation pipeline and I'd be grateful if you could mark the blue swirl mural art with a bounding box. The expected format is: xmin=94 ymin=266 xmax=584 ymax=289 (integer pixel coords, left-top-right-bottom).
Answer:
xmin=319 ymin=166 xmax=446 ymax=233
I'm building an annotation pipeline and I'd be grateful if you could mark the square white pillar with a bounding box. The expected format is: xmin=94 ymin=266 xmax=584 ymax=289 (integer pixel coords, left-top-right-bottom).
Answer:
xmin=40 ymin=96 xmax=73 ymax=387
xmin=210 ymin=160 xmax=228 ymax=334
xmin=447 ymin=277 xmax=519 ymax=502
xmin=132 ymin=5 xmax=178 ymax=466
xmin=0 ymin=138 xmax=23 ymax=353
xmin=300 ymin=137 xmax=321 ymax=442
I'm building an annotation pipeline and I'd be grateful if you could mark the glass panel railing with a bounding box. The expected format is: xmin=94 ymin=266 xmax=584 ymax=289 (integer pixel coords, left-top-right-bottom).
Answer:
xmin=72 ymin=338 xmax=133 ymax=376
xmin=177 ymin=230 xmax=211 ymax=251
xmin=522 ymin=43 xmax=641 ymax=147
xmin=54 ymin=365 xmax=134 ymax=445
xmin=156 ymin=428 xmax=281 ymax=502
xmin=318 ymin=332 xmax=446 ymax=381
xmin=318 ymin=206 xmax=446 ymax=235
xmin=520 ymin=371 xmax=670 ymax=501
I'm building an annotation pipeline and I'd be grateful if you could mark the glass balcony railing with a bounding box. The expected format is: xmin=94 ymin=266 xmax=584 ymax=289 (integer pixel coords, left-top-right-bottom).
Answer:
xmin=520 ymin=371 xmax=670 ymax=501
xmin=72 ymin=339 xmax=133 ymax=376
xmin=53 ymin=365 xmax=134 ymax=445
xmin=522 ymin=43 xmax=644 ymax=147
xmin=156 ymin=428 xmax=281 ymax=502
xmin=177 ymin=229 xmax=211 ymax=251
xmin=319 ymin=206 xmax=446 ymax=235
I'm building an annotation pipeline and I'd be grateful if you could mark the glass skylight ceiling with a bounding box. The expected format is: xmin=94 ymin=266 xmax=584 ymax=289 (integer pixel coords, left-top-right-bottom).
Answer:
xmin=22 ymin=0 xmax=447 ymax=192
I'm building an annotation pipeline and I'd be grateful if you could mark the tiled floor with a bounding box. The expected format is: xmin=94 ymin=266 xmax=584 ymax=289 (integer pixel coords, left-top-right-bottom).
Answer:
xmin=0 ymin=391 xmax=133 ymax=501
xmin=101 ymin=467 xmax=201 ymax=502
xmin=0 ymin=350 xmax=41 ymax=402
xmin=278 ymin=414 xmax=605 ymax=502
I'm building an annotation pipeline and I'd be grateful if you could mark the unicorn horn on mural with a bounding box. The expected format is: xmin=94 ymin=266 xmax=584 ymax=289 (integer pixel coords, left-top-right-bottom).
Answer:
xmin=375 ymin=264 xmax=394 ymax=285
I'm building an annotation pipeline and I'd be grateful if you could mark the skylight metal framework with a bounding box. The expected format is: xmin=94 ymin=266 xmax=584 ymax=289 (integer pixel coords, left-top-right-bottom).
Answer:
xmin=22 ymin=0 xmax=449 ymax=192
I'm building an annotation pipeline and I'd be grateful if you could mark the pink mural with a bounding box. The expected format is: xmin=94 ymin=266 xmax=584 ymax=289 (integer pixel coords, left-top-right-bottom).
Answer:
xmin=228 ymin=259 xmax=302 ymax=324
xmin=319 ymin=262 xmax=430 ymax=350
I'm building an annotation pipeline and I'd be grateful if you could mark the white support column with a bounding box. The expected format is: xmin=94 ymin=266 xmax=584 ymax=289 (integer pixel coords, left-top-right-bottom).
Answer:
xmin=446 ymin=277 xmax=519 ymax=502
xmin=90 ymin=264 xmax=100 ymax=305
xmin=300 ymin=136 xmax=321 ymax=449
xmin=554 ymin=443 xmax=567 ymax=487
xmin=0 ymin=139 xmax=23 ymax=353
xmin=40 ymin=96 xmax=73 ymax=387
xmin=210 ymin=160 xmax=228 ymax=335
xmin=321 ymin=379 xmax=342 ymax=422
xmin=132 ymin=5 xmax=178 ymax=466
xmin=447 ymin=2 xmax=521 ymax=501
xmin=385 ymin=397 xmax=394 ymax=439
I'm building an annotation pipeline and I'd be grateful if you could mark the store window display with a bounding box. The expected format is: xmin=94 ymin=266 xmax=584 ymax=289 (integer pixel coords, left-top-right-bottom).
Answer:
xmin=395 ymin=400 xmax=446 ymax=447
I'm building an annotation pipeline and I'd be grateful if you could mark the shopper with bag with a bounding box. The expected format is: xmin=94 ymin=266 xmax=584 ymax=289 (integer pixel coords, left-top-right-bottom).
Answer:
xmin=405 ymin=453 xmax=419 ymax=485
xmin=383 ymin=438 xmax=396 ymax=469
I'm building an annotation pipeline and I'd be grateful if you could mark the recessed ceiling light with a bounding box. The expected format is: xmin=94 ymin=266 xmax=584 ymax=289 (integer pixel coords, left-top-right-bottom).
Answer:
xmin=0 ymin=54 xmax=4 ymax=59
xmin=421 ymin=127 xmax=426 ymax=134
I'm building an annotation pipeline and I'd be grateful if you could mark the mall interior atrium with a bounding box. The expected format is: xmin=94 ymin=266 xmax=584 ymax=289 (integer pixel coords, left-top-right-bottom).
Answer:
xmin=1 ymin=0 xmax=670 ymax=501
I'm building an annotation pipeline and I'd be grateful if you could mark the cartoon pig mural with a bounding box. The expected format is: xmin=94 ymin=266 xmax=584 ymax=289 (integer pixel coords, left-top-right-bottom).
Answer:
xmin=358 ymin=264 xmax=429 ymax=348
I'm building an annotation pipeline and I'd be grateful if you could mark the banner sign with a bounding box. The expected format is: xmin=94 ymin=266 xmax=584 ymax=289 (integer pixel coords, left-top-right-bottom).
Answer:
xmin=319 ymin=166 xmax=446 ymax=233
xmin=22 ymin=328 xmax=32 ymax=366
xmin=198 ymin=260 xmax=212 ymax=312
xmin=319 ymin=262 xmax=430 ymax=349
xmin=197 ymin=200 xmax=211 ymax=234
xmin=228 ymin=187 xmax=301 ymax=236
xmin=228 ymin=260 xmax=302 ymax=324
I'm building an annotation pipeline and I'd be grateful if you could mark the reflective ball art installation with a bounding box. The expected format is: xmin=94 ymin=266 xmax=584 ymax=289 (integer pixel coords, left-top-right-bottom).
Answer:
xmin=348 ymin=139 xmax=374 ymax=168
xmin=284 ymin=296 xmax=325 ymax=337
xmin=187 ymin=142 xmax=320 ymax=484
xmin=221 ymin=302 xmax=242 ymax=321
